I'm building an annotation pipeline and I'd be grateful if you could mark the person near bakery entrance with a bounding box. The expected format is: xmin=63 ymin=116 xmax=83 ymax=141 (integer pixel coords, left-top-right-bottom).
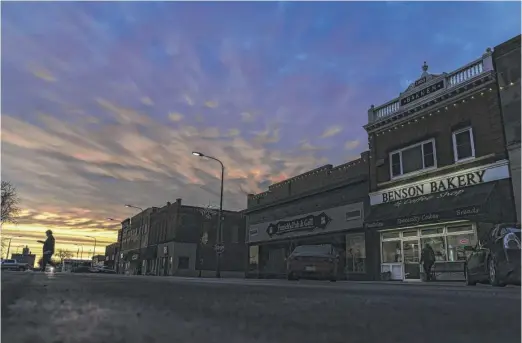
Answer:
xmin=420 ymin=243 xmax=436 ymax=281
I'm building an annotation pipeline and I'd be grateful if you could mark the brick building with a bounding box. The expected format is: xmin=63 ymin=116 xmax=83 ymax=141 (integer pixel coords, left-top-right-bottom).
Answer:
xmin=364 ymin=48 xmax=517 ymax=281
xmin=244 ymin=152 xmax=375 ymax=280
xmin=104 ymin=242 xmax=119 ymax=270
xmin=119 ymin=207 xmax=159 ymax=275
xmin=493 ymin=35 xmax=521 ymax=222
xmin=146 ymin=198 xmax=246 ymax=277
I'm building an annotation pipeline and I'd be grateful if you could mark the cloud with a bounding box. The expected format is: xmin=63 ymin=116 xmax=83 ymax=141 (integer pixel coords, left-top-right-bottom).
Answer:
xmin=31 ymin=68 xmax=56 ymax=82
xmin=320 ymin=126 xmax=343 ymax=138
xmin=240 ymin=112 xmax=255 ymax=122
xmin=204 ymin=101 xmax=219 ymax=108
xmin=344 ymin=140 xmax=360 ymax=150
xmin=169 ymin=112 xmax=184 ymax=122
xmin=141 ymin=97 xmax=154 ymax=106
xmin=299 ymin=140 xmax=325 ymax=151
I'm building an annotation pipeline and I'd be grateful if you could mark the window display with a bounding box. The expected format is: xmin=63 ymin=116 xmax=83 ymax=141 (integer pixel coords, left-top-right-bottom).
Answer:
xmin=420 ymin=237 xmax=447 ymax=261
xmin=249 ymin=245 xmax=259 ymax=271
xmin=345 ymin=233 xmax=366 ymax=273
xmin=447 ymin=233 xmax=477 ymax=261
xmin=382 ymin=240 xmax=402 ymax=263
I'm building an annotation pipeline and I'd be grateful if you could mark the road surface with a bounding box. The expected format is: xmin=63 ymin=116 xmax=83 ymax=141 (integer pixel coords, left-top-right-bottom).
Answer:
xmin=2 ymin=272 xmax=520 ymax=343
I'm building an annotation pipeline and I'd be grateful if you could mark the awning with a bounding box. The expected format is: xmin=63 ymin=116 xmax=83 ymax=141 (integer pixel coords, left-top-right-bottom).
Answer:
xmin=365 ymin=182 xmax=497 ymax=229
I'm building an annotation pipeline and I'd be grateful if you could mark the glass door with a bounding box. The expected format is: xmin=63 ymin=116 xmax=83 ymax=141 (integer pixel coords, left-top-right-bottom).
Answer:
xmin=402 ymin=239 xmax=421 ymax=280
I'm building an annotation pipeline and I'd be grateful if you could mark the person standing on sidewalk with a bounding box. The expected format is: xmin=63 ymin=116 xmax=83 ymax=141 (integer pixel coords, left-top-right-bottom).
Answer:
xmin=37 ymin=230 xmax=56 ymax=271
xmin=420 ymin=243 xmax=436 ymax=281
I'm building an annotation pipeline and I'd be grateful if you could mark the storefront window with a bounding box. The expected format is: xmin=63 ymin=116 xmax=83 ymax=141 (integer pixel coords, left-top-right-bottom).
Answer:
xmin=382 ymin=241 xmax=402 ymax=263
xmin=447 ymin=233 xmax=477 ymax=261
xmin=345 ymin=233 xmax=365 ymax=273
xmin=420 ymin=237 xmax=447 ymax=261
xmin=249 ymin=245 xmax=259 ymax=271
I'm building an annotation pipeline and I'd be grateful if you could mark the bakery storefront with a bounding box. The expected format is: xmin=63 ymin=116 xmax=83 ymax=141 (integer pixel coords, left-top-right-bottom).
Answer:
xmin=365 ymin=160 xmax=516 ymax=281
xmin=247 ymin=202 xmax=372 ymax=280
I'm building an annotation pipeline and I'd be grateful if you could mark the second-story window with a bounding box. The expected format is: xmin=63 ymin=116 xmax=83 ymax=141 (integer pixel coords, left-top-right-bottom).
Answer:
xmin=390 ymin=139 xmax=436 ymax=178
xmin=452 ymin=127 xmax=475 ymax=162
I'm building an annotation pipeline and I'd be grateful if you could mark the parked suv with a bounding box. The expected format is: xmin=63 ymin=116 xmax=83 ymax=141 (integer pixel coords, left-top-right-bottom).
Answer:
xmin=286 ymin=244 xmax=339 ymax=282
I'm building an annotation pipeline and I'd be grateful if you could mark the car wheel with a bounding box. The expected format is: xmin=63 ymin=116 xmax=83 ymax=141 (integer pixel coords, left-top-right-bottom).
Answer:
xmin=489 ymin=257 xmax=506 ymax=287
xmin=287 ymin=272 xmax=297 ymax=281
xmin=464 ymin=266 xmax=476 ymax=286
xmin=18 ymin=267 xmax=25 ymax=272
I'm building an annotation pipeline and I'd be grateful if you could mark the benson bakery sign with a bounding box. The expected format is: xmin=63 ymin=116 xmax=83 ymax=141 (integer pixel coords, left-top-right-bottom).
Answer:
xmin=266 ymin=212 xmax=332 ymax=237
xmin=370 ymin=161 xmax=509 ymax=206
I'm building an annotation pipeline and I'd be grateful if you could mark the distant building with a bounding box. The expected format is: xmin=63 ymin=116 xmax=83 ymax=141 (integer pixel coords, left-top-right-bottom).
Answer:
xmin=104 ymin=243 xmax=119 ymax=270
xmin=92 ymin=255 xmax=105 ymax=265
xmin=11 ymin=245 xmax=36 ymax=268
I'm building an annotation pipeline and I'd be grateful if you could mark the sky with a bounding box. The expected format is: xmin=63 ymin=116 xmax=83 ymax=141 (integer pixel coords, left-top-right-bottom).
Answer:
xmin=1 ymin=1 xmax=520 ymax=261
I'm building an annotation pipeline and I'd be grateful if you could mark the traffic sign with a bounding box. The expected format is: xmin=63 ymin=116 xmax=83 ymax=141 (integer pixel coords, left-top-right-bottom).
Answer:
xmin=214 ymin=244 xmax=225 ymax=254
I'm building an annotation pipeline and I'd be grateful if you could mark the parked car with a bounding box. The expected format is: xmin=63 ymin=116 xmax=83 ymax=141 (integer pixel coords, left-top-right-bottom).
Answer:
xmin=1 ymin=259 xmax=29 ymax=271
xmin=464 ymin=223 xmax=521 ymax=287
xmin=286 ymin=244 xmax=339 ymax=282
xmin=91 ymin=266 xmax=116 ymax=274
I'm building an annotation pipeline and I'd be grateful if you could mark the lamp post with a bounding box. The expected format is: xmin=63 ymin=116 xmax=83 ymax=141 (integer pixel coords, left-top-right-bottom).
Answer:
xmin=85 ymin=236 xmax=97 ymax=264
xmin=125 ymin=204 xmax=145 ymax=275
xmin=5 ymin=236 xmax=21 ymax=259
xmin=192 ymin=151 xmax=225 ymax=278
xmin=75 ymin=244 xmax=84 ymax=259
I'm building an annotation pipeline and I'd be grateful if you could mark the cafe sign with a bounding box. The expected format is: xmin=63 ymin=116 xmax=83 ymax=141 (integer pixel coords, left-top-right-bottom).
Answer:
xmin=266 ymin=212 xmax=332 ymax=237
xmin=370 ymin=161 xmax=509 ymax=206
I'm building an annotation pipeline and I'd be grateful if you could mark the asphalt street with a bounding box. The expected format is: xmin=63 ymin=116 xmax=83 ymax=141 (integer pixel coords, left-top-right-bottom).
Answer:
xmin=2 ymin=272 xmax=520 ymax=343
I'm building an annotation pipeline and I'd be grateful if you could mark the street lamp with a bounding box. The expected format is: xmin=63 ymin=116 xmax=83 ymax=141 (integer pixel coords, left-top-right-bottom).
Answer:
xmin=4 ymin=236 xmax=21 ymax=259
xmin=192 ymin=151 xmax=225 ymax=278
xmin=125 ymin=204 xmax=145 ymax=274
xmin=85 ymin=235 xmax=97 ymax=263
xmin=75 ymin=244 xmax=84 ymax=259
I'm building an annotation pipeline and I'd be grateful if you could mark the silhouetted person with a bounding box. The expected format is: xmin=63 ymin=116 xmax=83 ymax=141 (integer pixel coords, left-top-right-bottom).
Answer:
xmin=37 ymin=230 xmax=56 ymax=271
xmin=420 ymin=243 xmax=436 ymax=281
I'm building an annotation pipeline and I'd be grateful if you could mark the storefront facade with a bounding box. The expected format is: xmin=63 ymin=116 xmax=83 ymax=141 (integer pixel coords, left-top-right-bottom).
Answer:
xmin=364 ymin=48 xmax=517 ymax=281
xmin=245 ymin=153 xmax=374 ymax=280
xmin=366 ymin=161 xmax=515 ymax=281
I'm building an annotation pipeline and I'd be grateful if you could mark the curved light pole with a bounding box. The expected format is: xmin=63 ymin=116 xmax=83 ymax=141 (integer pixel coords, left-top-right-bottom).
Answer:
xmin=192 ymin=151 xmax=225 ymax=278
xmin=125 ymin=204 xmax=144 ymax=274
xmin=85 ymin=235 xmax=97 ymax=263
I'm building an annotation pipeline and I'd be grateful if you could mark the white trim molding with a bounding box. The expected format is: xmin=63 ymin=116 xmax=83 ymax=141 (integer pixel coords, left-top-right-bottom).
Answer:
xmin=452 ymin=127 xmax=476 ymax=162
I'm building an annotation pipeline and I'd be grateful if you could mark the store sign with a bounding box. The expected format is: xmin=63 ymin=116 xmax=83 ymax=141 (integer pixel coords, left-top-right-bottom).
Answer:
xmin=365 ymin=206 xmax=481 ymax=229
xmin=266 ymin=212 xmax=332 ymax=237
xmin=132 ymin=254 xmax=138 ymax=260
xmin=370 ymin=161 xmax=510 ymax=206
xmin=400 ymin=80 xmax=444 ymax=106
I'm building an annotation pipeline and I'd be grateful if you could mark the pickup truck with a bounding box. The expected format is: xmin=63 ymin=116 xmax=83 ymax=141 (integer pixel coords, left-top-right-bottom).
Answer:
xmin=1 ymin=259 xmax=29 ymax=271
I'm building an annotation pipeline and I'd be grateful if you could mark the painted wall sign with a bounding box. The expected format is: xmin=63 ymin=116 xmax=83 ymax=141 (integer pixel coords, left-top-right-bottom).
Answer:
xmin=400 ymin=80 xmax=444 ymax=106
xmin=247 ymin=203 xmax=364 ymax=244
xmin=163 ymin=246 xmax=168 ymax=254
xmin=370 ymin=161 xmax=510 ymax=206
xmin=365 ymin=206 xmax=482 ymax=229
xmin=266 ymin=212 xmax=332 ymax=237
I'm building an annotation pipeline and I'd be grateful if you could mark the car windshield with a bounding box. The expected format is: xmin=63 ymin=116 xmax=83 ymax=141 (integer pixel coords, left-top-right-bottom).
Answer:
xmin=293 ymin=245 xmax=332 ymax=254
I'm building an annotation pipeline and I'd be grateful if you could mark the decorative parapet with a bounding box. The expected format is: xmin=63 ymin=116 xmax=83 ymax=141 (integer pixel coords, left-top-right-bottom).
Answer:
xmin=246 ymin=151 xmax=369 ymax=209
xmin=366 ymin=48 xmax=494 ymax=125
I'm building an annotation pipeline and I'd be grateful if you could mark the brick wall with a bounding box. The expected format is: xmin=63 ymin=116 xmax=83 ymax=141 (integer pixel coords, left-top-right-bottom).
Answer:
xmin=368 ymin=89 xmax=505 ymax=192
xmin=247 ymin=151 xmax=369 ymax=209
